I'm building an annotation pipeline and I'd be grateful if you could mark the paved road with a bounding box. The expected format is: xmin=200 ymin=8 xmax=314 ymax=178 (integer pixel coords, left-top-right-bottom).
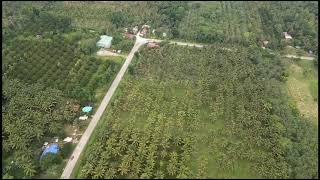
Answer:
xmin=61 ymin=34 xmax=204 ymax=179
xmin=61 ymin=39 xmax=146 ymax=179
xmin=283 ymin=54 xmax=315 ymax=60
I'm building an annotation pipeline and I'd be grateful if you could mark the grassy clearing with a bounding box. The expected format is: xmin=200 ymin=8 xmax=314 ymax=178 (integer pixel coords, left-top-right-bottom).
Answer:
xmin=284 ymin=58 xmax=318 ymax=124
xmin=95 ymin=55 xmax=126 ymax=64
xmin=93 ymin=56 xmax=125 ymax=105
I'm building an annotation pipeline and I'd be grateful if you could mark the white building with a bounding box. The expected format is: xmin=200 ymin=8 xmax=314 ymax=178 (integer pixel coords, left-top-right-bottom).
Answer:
xmin=163 ymin=32 xmax=167 ymax=37
xmin=283 ymin=32 xmax=292 ymax=39
xmin=133 ymin=26 xmax=138 ymax=34
xmin=63 ymin=137 xmax=73 ymax=143
xmin=79 ymin=115 xmax=88 ymax=121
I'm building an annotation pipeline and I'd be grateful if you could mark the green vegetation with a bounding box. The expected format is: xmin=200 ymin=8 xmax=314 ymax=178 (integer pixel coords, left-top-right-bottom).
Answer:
xmin=2 ymin=1 xmax=318 ymax=179
xmin=4 ymin=1 xmax=317 ymax=51
xmin=2 ymin=79 xmax=76 ymax=178
xmin=178 ymin=1 xmax=318 ymax=52
xmin=310 ymin=80 xmax=318 ymax=101
xmin=112 ymin=34 xmax=135 ymax=53
xmin=285 ymin=58 xmax=318 ymax=123
xmin=2 ymin=2 xmax=123 ymax=179
xmin=76 ymin=44 xmax=318 ymax=178
xmin=2 ymin=11 xmax=123 ymax=105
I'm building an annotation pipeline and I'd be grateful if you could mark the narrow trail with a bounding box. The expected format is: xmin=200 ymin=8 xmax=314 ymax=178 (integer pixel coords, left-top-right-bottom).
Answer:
xmin=283 ymin=54 xmax=315 ymax=60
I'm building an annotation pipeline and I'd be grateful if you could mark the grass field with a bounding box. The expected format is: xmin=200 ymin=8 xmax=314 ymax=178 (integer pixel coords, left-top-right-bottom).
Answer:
xmin=285 ymin=58 xmax=318 ymax=124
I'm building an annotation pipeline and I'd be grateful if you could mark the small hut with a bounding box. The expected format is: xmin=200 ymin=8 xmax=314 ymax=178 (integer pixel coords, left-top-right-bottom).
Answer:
xmin=283 ymin=32 xmax=292 ymax=39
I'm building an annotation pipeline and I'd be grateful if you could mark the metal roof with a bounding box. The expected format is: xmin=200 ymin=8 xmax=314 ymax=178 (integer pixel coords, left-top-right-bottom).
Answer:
xmin=41 ymin=143 xmax=59 ymax=159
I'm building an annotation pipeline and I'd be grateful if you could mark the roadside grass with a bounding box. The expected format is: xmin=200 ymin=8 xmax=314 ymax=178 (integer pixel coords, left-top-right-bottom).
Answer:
xmin=35 ymin=143 xmax=77 ymax=179
xmin=100 ymin=54 xmax=126 ymax=63
xmin=309 ymin=80 xmax=318 ymax=102
xmin=93 ymin=56 xmax=125 ymax=106
xmin=284 ymin=58 xmax=318 ymax=124
xmin=95 ymin=54 xmax=126 ymax=64
xmin=281 ymin=46 xmax=312 ymax=57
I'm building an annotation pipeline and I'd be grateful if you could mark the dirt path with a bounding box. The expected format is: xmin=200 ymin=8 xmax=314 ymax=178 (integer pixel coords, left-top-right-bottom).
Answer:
xmin=169 ymin=41 xmax=204 ymax=48
xmin=97 ymin=49 xmax=126 ymax=58
xmin=283 ymin=54 xmax=315 ymax=61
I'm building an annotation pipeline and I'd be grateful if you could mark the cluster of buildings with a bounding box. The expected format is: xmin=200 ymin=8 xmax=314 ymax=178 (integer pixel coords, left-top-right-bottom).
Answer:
xmin=96 ymin=24 xmax=166 ymax=50
xmin=40 ymin=105 xmax=93 ymax=161
xmin=262 ymin=31 xmax=294 ymax=49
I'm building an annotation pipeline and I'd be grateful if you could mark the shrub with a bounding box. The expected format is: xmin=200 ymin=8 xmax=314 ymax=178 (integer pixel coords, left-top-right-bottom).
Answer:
xmin=61 ymin=143 xmax=73 ymax=158
xmin=40 ymin=153 xmax=63 ymax=171
xmin=309 ymin=80 xmax=318 ymax=102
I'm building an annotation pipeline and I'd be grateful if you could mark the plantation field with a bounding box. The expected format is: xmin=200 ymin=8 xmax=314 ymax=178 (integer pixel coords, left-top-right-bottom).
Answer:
xmin=2 ymin=4 xmax=126 ymax=178
xmin=4 ymin=1 xmax=317 ymax=52
xmin=3 ymin=35 xmax=124 ymax=105
xmin=179 ymin=1 xmax=261 ymax=44
xmin=76 ymin=44 xmax=318 ymax=179
xmin=2 ymin=1 xmax=318 ymax=179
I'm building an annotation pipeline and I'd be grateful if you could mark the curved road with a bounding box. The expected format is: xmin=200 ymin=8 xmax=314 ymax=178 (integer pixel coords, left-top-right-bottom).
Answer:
xmin=61 ymin=33 xmax=203 ymax=179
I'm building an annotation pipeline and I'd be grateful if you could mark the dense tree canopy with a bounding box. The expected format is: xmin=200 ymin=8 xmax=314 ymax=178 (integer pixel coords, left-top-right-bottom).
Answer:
xmin=2 ymin=78 xmax=76 ymax=178
xmin=4 ymin=1 xmax=315 ymax=53
xmin=2 ymin=3 xmax=124 ymax=178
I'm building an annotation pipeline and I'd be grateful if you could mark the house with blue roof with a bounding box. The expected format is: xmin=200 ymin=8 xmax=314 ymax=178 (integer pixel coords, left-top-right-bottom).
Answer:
xmin=41 ymin=143 xmax=59 ymax=159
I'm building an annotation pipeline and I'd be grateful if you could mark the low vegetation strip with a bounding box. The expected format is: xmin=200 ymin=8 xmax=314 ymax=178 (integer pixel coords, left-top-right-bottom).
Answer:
xmin=285 ymin=59 xmax=318 ymax=124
